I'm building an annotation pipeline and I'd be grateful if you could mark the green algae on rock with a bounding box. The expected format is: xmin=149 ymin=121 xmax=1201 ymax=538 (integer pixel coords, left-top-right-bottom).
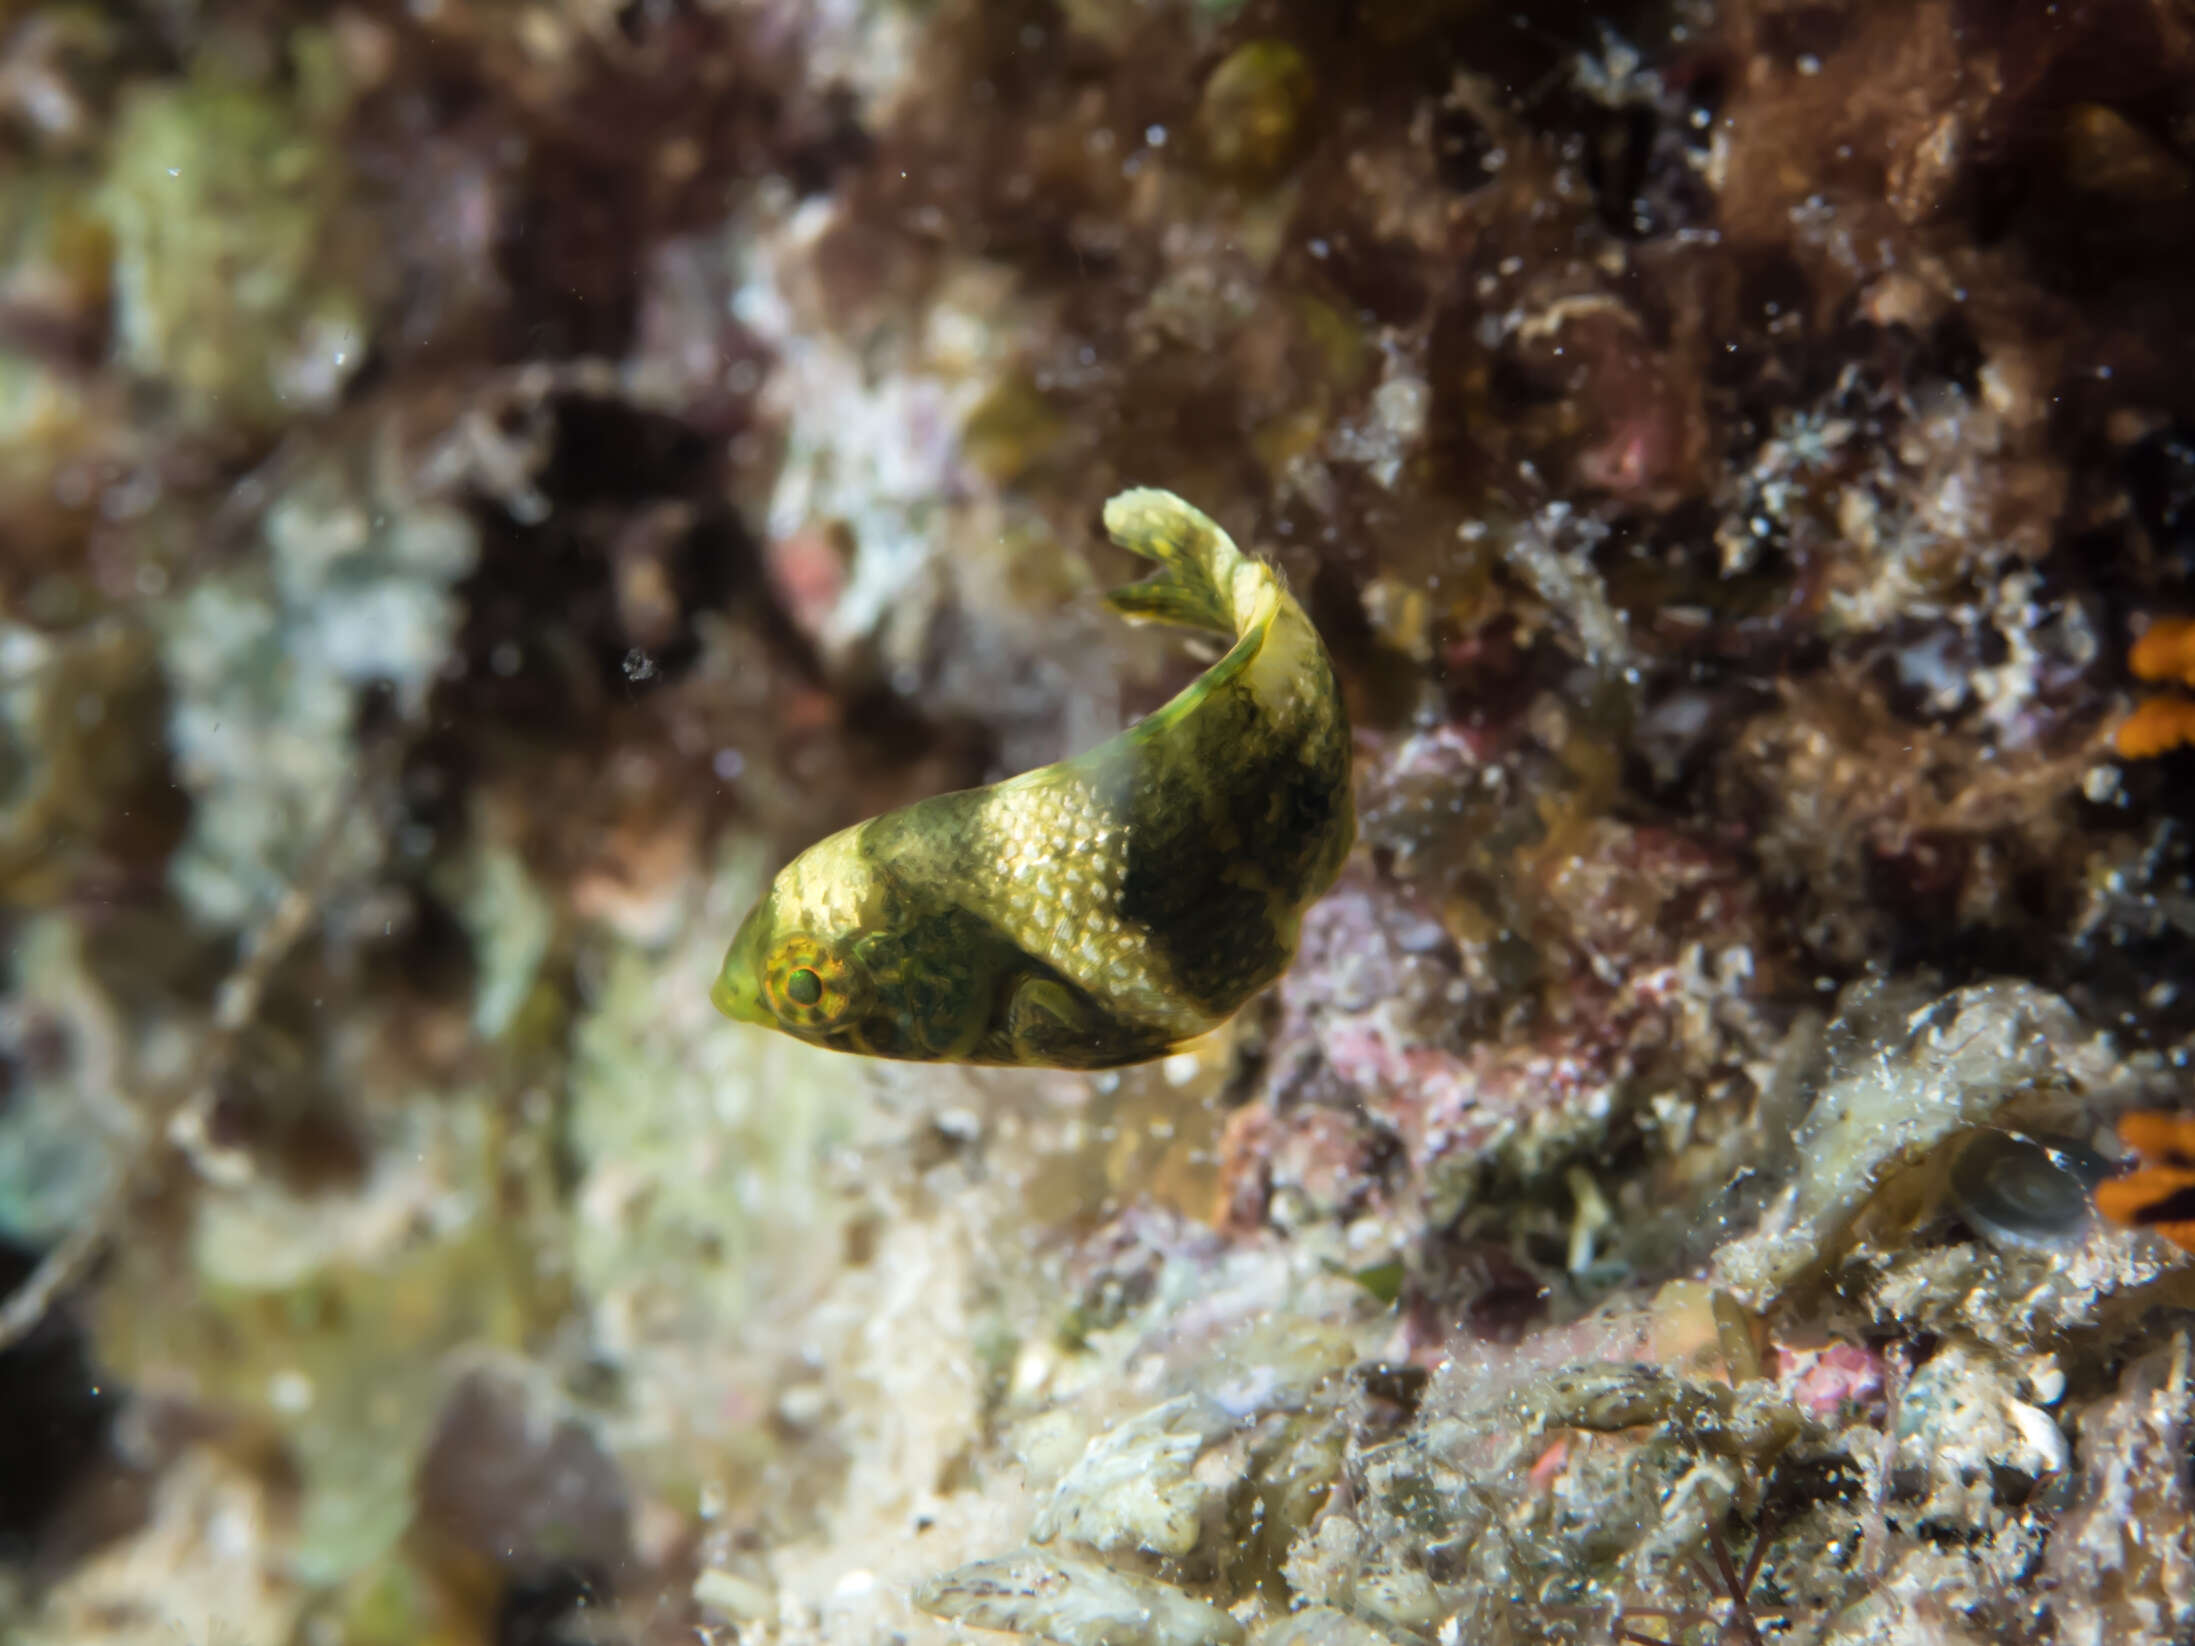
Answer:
xmin=92 ymin=1090 xmax=547 ymax=1591
xmin=1712 ymin=980 xmax=2122 ymax=1303
xmin=1197 ymin=41 xmax=1317 ymax=186
xmin=0 ymin=616 xmax=167 ymax=906
xmin=96 ymin=67 xmax=379 ymax=432
xmin=0 ymin=170 xmax=114 ymax=550
xmin=16 ymin=1451 xmax=302 ymax=1646
xmin=1261 ymin=1605 xmax=1411 ymax=1646
xmin=1027 ymin=1393 xmax=1238 ymax=1562
xmin=916 ymin=1547 xmax=1247 ymax=1646
xmin=0 ymin=917 xmax=127 ymax=1245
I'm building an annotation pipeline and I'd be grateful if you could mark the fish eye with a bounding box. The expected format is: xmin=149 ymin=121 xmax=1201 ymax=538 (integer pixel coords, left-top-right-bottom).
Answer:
xmin=765 ymin=937 xmax=868 ymax=1029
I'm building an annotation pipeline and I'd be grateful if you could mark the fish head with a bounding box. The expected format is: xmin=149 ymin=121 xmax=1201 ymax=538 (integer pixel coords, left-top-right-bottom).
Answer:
xmin=708 ymin=894 xmax=779 ymax=1027
xmin=711 ymin=829 xmax=882 ymax=1049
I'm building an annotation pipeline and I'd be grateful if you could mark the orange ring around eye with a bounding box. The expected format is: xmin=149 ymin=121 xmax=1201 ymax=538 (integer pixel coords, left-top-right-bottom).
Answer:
xmin=765 ymin=937 xmax=865 ymax=1027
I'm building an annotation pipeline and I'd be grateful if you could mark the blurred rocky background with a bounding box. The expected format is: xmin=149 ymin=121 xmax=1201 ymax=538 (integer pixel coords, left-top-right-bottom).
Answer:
xmin=5 ymin=0 xmax=2195 ymax=1642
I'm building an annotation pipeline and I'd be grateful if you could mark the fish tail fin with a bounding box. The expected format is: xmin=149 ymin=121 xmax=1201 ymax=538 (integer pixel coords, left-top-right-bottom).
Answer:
xmin=1101 ymin=488 xmax=1271 ymax=640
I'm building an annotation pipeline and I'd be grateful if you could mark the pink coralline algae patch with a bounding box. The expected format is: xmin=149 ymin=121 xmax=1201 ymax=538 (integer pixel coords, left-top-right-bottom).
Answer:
xmin=1772 ymin=1338 xmax=1892 ymax=1420
xmin=1398 ymin=1038 xmax=1623 ymax=1191
xmin=1236 ymin=746 xmax=1777 ymax=1234
xmin=765 ymin=524 xmax=850 ymax=643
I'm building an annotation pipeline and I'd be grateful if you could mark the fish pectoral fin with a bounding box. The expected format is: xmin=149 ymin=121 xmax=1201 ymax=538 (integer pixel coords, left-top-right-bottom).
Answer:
xmin=1003 ymin=977 xmax=1107 ymax=1064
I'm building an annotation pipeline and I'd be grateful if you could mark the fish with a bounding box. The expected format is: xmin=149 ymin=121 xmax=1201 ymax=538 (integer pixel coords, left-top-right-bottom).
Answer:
xmin=710 ymin=487 xmax=1355 ymax=1068
xmin=2094 ymin=1109 xmax=2195 ymax=1253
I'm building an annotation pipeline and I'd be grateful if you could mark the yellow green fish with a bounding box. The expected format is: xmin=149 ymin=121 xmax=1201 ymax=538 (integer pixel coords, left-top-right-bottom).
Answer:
xmin=710 ymin=488 xmax=1355 ymax=1068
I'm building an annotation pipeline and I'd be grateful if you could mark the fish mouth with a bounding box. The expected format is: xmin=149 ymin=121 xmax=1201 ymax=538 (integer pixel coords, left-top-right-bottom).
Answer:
xmin=710 ymin=905 xmax=774 ymax=1026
